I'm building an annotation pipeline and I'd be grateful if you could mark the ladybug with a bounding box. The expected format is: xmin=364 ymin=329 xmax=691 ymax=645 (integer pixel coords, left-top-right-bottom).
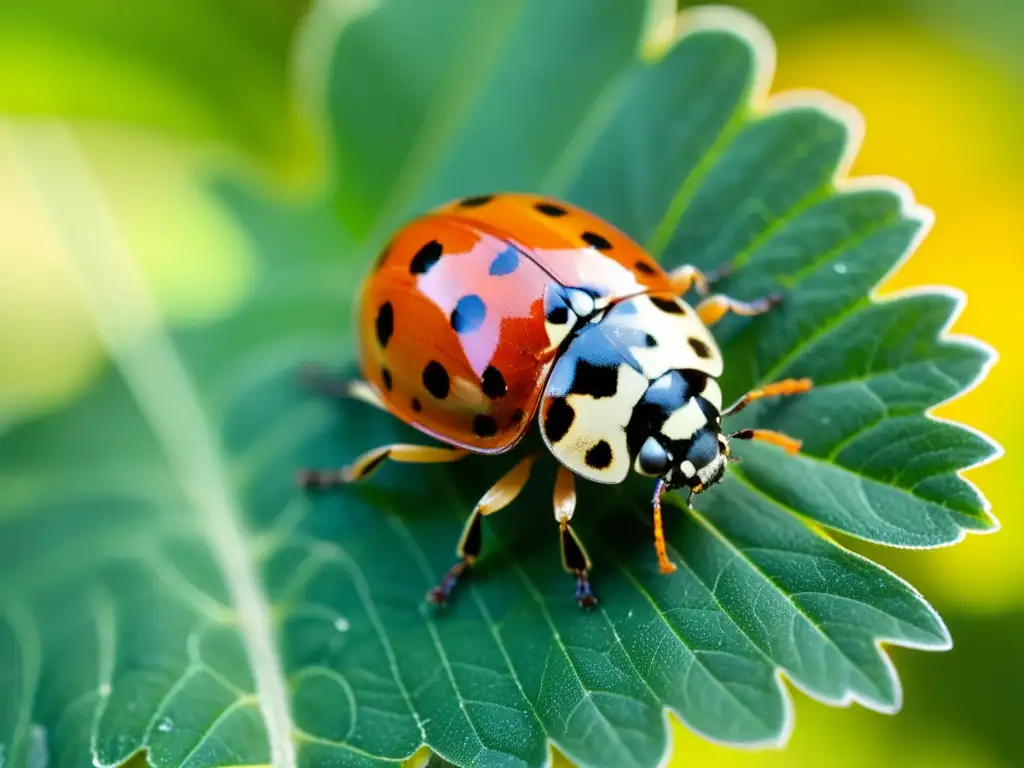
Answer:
xmin=300 ymin=193 xmax=811 ymax=607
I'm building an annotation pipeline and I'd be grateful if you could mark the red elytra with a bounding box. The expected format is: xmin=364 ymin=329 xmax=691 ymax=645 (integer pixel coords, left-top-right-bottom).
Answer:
xmin=357 ymin=193 xmax=673 ymax=453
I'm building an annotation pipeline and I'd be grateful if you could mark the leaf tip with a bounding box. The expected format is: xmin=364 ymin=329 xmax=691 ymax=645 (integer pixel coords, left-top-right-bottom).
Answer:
xmin=672 ymin=5 xmax=776 ymax=107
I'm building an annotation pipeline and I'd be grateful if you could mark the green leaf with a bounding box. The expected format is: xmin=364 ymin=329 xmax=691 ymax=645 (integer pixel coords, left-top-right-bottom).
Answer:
xmin=0 ymin=3 xmax=999 ymax=768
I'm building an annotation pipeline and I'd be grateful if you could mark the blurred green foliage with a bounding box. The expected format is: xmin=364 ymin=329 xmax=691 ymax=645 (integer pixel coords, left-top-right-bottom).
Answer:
xmin=0 ymin=0 xmax=310 ymax=163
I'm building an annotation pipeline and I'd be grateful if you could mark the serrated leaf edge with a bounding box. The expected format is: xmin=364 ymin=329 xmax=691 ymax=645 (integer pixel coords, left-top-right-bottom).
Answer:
xmin=590 ymin=6 xmax=999 ymax=766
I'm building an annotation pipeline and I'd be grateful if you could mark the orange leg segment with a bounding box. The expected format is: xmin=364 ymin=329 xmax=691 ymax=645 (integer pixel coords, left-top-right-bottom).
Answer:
xmin=652 ymin=480 xmax=677 ymax=575
xmin=553 ymin=465 xmax=577 ymax=524
xmin=696 ymin=292 xmax=781 ymax=326
xmin=729 ymin=428 xmax=803 ymax=455
xmin=723 ymin=377 xmax=813 ymax=417
xmin=668 ymin=264 xmax=710 ymax=297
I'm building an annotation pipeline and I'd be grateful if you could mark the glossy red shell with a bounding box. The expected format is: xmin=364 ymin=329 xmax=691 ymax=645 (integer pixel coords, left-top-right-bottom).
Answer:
xmin=357 ymin=193 xmax=673 ymax=453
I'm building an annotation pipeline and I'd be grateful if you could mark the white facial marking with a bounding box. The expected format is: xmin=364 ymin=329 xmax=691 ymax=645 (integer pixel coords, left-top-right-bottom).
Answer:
xmin=661 ymin=399 xmax=709 ymax=443
xmin=681 ymin=460 xmax=696 ymax=478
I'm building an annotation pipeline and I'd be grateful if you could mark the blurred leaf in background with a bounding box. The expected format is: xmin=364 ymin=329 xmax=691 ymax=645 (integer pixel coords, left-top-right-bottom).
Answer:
xmin=0 ymin=0 xmax=310 ymax=162
xmin=0 ymin=0 xmax=317 ymax=420
xmin=0 ymin=125 xmax=257 ymax=420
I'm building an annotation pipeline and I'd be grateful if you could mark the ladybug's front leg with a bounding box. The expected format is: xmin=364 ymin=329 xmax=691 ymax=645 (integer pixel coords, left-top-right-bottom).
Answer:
xmin=667 ymin=264 xmax=710 ymax=297
xmin=554 ymin=466 xmax=598 ymax=609
xmin=428 ymin=454 xmax=538 ymax=607
xmin=695 ymin=293 xmax=782 ymax=326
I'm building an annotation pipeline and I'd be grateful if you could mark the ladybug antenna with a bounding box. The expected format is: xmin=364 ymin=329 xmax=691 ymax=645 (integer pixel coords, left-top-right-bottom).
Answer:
xmin=728 ymin=428 xmax=802 ymax=455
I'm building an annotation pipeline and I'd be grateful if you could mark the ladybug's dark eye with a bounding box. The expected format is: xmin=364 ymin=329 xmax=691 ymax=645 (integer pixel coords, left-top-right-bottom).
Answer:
xmin=637 ymin=436 xmax=671 ymax=476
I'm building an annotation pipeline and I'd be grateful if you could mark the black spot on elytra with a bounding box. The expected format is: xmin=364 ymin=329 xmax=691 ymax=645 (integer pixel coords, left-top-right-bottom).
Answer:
xmin=422 ymin=361 xmax=450 ymax=399
xmin=582 ymin=231 xmax=612 ymax=251
xmin=535 ymin=202 xmax=568 ymax=217
xmin=489 ymin=247 xmax=520 ymax=276
xmin=460 ymin=194 xmax=494 ymax=207
xmin=688 ymin=337 xmax=711 ymax=359
xmin=381 ymin=367 xmax=393 ymax=391
xmin=450 ymin=294 xmax=487 ymax=333
xmin=473 ymin=414 xmax=499 ymax=437
xmin=585 ymin=440 xmax=613 ymax=469
xmin=544 ymin=398 xmax=575 ymax=443
xmin=570 ymin=359 xmax=619 ymax=399
xmin=411 ymin=397 xmax=422 ymax=412
xmin=410 ymin=240 xmax=443 ymax=275
xmin=510 ymin=408 xmax=525 ymax=425
xmin=481 ymin=365 xmax=507 ymax=399
xmin=635 ymin=260 xmax=656 ymax=275
xmin=375 ymin=302 xmax=394 ymax=348
xmin=644 ymin=333 xmax=657 ymax=347
xmin=650 ymin=295 xmax=684 ymax=314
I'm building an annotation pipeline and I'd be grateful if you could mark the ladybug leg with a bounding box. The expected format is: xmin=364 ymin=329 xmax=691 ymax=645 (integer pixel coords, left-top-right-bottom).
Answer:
xmin=651 ymin=479 xmax=677 ymax=575
xmin=560 ymin=523 xmax=597 ymax=609
xmin=695 ymin=292 xmax=782 ymax=326
xmin=722 ymin=378 xmax=813 ymax=417
xmin=301 ymin=367 xmax=388 ymax=413
xmin=553 ymin=466 xmax=598 ymax=608
xmin=729 ymin=428 xmax=803 ymax=455
xmin=428 ymin=454 xmax=537 ymax=607
xmin=667 ymin=264 xmax=710 ymax=297
xmin=298 ymin=444 xmax=468 ymax=488
xmin=427 ymin=508 xmax=483 ymax=607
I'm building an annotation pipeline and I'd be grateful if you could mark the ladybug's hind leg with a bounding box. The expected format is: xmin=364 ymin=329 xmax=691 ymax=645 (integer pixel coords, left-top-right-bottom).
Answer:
xmin=428 ymin=454 xmax=538 ymax=607
xmin=554 ymin=466 xmax=598 ymax=609
xmin=298 ymin=444 xmax=468 ymax=488
xmin=301 ymin=366 xmax=388 ymax=412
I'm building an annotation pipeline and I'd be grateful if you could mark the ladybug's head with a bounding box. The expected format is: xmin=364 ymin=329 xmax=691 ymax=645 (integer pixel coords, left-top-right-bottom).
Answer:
xmin=635 ymin=425 xmax=732 ymax=497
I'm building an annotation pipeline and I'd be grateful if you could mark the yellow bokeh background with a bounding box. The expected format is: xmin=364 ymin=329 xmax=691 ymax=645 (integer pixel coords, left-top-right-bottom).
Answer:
xmin=2 ymin=0 xmax=1021 ymax=766
xmin=773 ymin=23 xmax=1022 ymax=611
